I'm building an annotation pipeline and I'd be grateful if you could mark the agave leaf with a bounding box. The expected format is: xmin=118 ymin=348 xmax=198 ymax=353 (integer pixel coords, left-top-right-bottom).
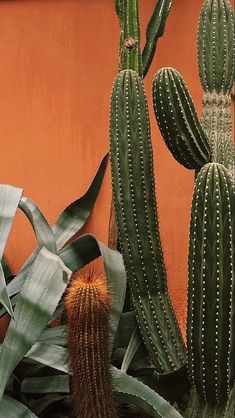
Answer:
xmin=1 ymin=257 xmax=12 ymax=283
xmin=0 ymin=395 xmax=37 ymax=417
xmin=0 ymin=248 xmax=71 ymax=400
xmin=121 ymin=327 xmax=141 ymax=372
xmin=0 ymin=264 xmax=14 ymax=318
xmin=26 ymin=343 xmax=68 ymax=374
xmin=38 ymin=325 xmax=66 ymax=346
xmin=19 ymin=198 xmax=57 ymax=254
xmin=21 ymin=375 xmax=69 ymax=394
xmin=114 ymin=311 xmax=137 ymax=348
xmin=0 ymin=185 xmax=22 ymax=317
xmin=112 ymin=367 xmax=184 ymax=418
xmin=53 ymin=154 xmax=108 ymax=250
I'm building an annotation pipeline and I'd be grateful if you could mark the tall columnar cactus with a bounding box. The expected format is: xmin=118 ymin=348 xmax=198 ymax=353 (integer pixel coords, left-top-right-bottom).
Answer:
xmin=65 ymin=272 xmax=117 ymax=418
xmin=110 ymin=69 xmax=186 ymax=373
xmin=152 ymin=0 xmax=234 ymax=411
xmin=109 ymin=0 xmax=188 ymax=375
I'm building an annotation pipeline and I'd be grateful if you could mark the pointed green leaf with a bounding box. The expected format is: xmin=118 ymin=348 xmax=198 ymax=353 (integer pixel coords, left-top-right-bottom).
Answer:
xmin=53 ymin=154 xmax=108 ymax=249
xmin=0 ymin=264 xmax=14 ymax=317
xmin=121 ymin=327 xmax=141 ymax=372
xmin=0 ymin=248 xmax=71 ymax=400
xmin=19 ymin=198 xmax=57 ymax=254
xmin=21 ymin=375 xmax=69 ymax=394
xmin=0 ymin=395 xmax=37 ymax=418
xmin=112 ymin=367 xmax=183 ymax=417
xmin=0 ymin=185 xmax=22 ymax=317
xmin=38 ymin=326 xmax=66 ymax=346
xmin=26 ymin=343 xmax=68 ymax=374
xmin=114 ymin=311 xmax=137 ymax=348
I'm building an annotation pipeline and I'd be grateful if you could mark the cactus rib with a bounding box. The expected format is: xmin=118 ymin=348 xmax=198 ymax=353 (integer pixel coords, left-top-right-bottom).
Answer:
xmin=187 ymin=163 xmax=234 ymax=404
xmin=110 ymin=69 xmax=186 ymax=373
xmin=152 ymin=68 xmax=210 ymax=170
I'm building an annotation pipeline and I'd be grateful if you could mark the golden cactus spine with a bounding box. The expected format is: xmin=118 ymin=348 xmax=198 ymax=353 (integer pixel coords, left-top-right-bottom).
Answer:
xmin=65 ymin=271 xmax=117 ymax=418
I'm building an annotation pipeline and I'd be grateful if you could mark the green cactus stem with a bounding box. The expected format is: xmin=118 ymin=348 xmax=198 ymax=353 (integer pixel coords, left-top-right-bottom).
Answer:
xmin=198 ymin=0 xmax=234 ymax=173
xmin=117 ymin=0 xmax=143 ymax=76
xmin=184 ymin=385 xmax=235 ymax=418
xmin=200 ymin=92 xmax=234 ymax=172
xmin=197 ymin=0 xmax=234 ymax=95
xmin=65 ymin=272 xmax=117 ymax=418
xmin=142 ymin=0 xmax=172 ymax=77
xmin=152 ymin=67 xmax=210 ymax=170
xmin=187 ymin=163 xmax=234 ymax=404
xmin=110 ymin=69 xmax=186 ymax=373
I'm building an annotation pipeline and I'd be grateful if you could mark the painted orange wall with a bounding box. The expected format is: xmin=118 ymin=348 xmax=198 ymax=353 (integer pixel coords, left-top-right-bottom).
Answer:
xmin=0 ymin=0 xmax=233 ymax=337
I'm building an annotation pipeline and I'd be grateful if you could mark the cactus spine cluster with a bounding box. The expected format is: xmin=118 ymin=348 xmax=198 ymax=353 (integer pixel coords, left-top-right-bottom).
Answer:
xmin=152 ymin=0 xmax=234 ymax=412
xmin=65 ymin=272 xmax=117 ymax=418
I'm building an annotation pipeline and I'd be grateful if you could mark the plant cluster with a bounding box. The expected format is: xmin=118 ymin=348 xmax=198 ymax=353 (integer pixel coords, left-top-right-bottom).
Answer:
xmin=0 ymin=1 xmax=234 ymax=417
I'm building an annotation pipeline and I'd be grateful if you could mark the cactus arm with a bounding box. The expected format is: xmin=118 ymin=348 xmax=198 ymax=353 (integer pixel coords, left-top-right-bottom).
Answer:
xmin=152 ymin=68 xmax=211 ymax=170
xmin=187 ymin=163 xmax=234 ymax=404
xmin=142 ymin=0 xmax=172 ymax=77
xmin=110 ymin=69 xmax=186 ymax=373
xmin=117 ymin=0 xmax=143 ymax=76
xmin=198 ymin=0 xmax=234 ymax=95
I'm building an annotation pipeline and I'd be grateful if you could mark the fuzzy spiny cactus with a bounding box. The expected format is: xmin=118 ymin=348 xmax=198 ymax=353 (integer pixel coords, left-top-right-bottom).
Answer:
xmin=65 ymin=271 xmax=117 ymax=418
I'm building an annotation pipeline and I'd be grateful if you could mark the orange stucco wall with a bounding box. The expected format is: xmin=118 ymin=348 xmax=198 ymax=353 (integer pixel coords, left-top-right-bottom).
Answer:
xmin=0 ymin=0 xmax=233 ymax=337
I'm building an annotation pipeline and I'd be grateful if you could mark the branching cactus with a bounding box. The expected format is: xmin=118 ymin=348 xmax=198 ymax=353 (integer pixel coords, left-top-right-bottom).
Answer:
xmin=65 ymin=272 xmax=117 ymax=418
xmin=152 ymin=0 xmax=234 ymax=412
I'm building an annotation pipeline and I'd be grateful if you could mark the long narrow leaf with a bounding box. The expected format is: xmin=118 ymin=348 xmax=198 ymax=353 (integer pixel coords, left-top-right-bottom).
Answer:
xmin=38 ymin=326 xmax=66 ymax=346
xmin=114 ymin=311 xmax=137 ymax=348
xmin=21 ymin=375 xmax=69 ymax=394
xmin=112 ymin=367 xmax=184 ymax=418
xmin=19 ymin=198 xmax=57 ymax=254
xmin=0 ymin=264 xmax=14 ymax=317
xmin=121 ymin=327 xmax=141 ymax=372
xmin=0 ymin=185 xmax=22 ymax=317
xmin=0 ymin=248 xmax=71 ymax=400
xmin=26 ymin=343 xmax=68 ymax=374
xmin=53 ymin=154 xmax=108 ymax=250
xmin=0 ymin=395 xmax=38 ymax=418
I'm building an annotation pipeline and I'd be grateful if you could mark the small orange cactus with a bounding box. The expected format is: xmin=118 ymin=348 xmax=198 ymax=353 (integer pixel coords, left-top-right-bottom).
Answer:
xmin=65 ymin=270 xmax=117 ymax=418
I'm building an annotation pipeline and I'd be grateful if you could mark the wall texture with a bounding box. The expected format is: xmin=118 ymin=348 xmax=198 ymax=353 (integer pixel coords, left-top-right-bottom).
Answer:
xmin=0 ymin=0 xmax=232 ymax=336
